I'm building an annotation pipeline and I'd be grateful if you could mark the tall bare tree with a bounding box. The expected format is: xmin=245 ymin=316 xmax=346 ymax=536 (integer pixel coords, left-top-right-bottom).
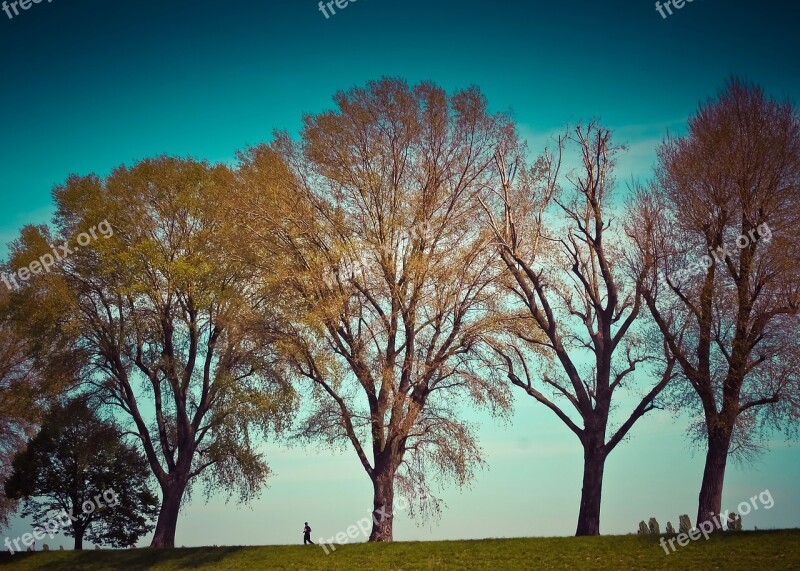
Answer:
xmin=233 ymin=78 xmax=513 ymax=541
xmin=628 ymin=79 xmax=800 ymax=529
xmin=4 ymin=158 xmax=295 ymax=547
xmin=481 ymin=123 xmax=676 ymax=536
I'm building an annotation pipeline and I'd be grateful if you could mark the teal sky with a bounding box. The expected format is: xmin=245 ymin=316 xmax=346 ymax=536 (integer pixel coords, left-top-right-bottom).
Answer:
xmin=1 ymin=0 xmax=799 ymax=548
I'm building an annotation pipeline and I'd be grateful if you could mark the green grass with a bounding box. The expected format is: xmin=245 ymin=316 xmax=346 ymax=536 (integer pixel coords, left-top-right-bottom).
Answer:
xmin=0 ymin=530 xmax=799 ymax=570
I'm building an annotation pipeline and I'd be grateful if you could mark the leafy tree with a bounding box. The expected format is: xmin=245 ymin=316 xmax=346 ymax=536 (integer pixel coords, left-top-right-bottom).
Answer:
xmin=481 ymin=123 xmax=676 ymax=536
xmin=233 ymin=78 xmax=514 ymax=541
xmin=0 ymin=279 xmax=80 ymax=528
xmin=628 ymin=78 xmax=800 ymax=528
xmin=0 ymin=307 xmax=36 ymax=528
xmin=6 ymin=157 xmax=296 ymax=547
xmin=5 ymin=398 xmax=158 ymax=549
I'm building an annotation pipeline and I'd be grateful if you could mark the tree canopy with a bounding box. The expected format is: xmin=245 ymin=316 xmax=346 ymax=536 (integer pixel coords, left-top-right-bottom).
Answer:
xmin=4 ymin=157 xmax=296 ymax=547
xmin=628 ymin=78 xmax=800 ymax=527
xmin=232 ymin=78 xmax=515 ymax=540
xmin=5 ymin=398 xmax=159 ymax=549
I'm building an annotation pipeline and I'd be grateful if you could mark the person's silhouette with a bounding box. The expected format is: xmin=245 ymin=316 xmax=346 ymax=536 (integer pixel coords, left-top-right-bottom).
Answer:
xmin=303 ymin=522 xmax=314 ymax=545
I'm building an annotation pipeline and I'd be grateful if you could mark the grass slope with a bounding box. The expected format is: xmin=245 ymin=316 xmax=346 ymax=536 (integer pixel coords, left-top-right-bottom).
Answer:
xmin=0 ymin=530 xmax=798 ymax=570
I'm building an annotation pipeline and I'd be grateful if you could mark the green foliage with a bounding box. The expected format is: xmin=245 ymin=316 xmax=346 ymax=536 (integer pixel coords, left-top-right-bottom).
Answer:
xmin=3 ymin=156 xmax=297 ymax=545
xmin=4 ymin=398 xmax=158 ymax=548
xmin=0 ymin=287 xmax=80 ymax=528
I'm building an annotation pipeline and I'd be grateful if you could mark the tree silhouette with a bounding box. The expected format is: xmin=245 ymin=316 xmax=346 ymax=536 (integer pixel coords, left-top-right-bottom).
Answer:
xmin=482 ymin=123 xmax=676 ymax=536
xmin=5 ymin=398 xmax=158 ymax=549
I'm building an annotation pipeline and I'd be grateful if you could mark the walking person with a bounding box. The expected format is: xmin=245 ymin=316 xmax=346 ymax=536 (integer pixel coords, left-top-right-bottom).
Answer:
xmin=303 ymin=522 xmax=314 ymax=545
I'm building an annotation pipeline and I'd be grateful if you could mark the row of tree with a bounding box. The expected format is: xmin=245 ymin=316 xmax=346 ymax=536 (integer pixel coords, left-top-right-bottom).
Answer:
xmin=0 ymin=77 xmax=797 ymax=547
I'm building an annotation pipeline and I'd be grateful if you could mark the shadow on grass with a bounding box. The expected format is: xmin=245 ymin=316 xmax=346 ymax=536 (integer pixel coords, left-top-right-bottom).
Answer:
xmin=0 ymin=546 xmax=246 ymax=571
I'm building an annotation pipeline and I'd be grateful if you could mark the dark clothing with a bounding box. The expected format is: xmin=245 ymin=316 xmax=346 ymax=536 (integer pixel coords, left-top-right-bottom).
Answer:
xmin=303 ymin=525 xmax=314 ymax=545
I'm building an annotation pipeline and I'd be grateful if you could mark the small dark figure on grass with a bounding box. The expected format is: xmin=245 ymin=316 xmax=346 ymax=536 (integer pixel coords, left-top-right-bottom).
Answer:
xmin=303 ymin=522 xmax=314 ymax=545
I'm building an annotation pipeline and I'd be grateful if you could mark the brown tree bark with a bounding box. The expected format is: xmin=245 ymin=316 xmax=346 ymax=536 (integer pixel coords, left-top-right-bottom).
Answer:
xmin=575 ymin=435 xmax=606 ymax=536
xmin=150 ymin=477 xmax=189 ymax=548
xmin=369 ymin=461 xmax=396 ymax=542
xmin=696 ymin=427 xmax=733 ymax=529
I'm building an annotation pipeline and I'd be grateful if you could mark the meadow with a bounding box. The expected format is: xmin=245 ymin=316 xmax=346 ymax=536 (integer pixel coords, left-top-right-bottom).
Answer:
xmin=0 ymin=530 xmax=798 ymax=570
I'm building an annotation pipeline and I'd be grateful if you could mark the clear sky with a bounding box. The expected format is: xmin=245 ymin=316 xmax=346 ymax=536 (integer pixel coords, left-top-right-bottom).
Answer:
xmin=1 ymin=0 xmax=799 ymax=548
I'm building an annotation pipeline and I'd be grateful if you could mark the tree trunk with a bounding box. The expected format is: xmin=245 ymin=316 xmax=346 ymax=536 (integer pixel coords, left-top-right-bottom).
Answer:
xmin=150 ymin=477 xmax=188 ymax=548
xmin=575 ymin=440 xmax=606 ymax=536
xmin=73 ymin=529 xmax=83 ymax=550
xmin=368 ymin=465 xmax=395 ymax=542
xmin=697 ymin=428 xmax=732 ymax=530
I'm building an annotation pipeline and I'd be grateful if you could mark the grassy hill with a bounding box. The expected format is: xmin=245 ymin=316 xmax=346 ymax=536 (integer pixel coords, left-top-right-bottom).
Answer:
xmin=0 ymin=530 xmax=798 ymax=570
